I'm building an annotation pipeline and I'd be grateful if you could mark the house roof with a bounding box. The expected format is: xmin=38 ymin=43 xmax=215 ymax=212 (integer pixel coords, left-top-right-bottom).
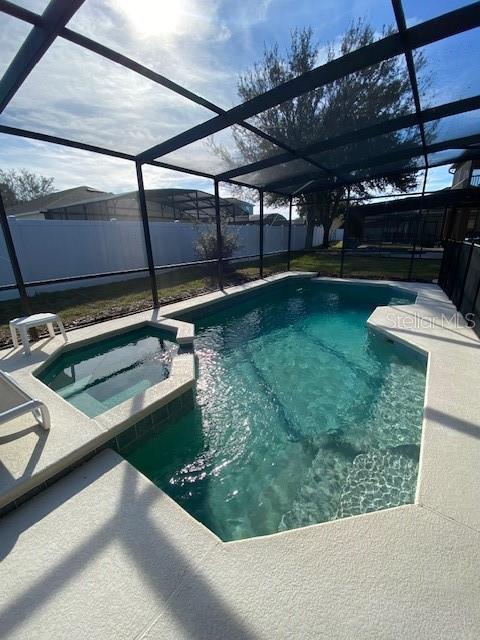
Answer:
xmin=9 ymin=187 xmax=252 ymax=220
xmin=6 ymin=186 xmax=111 ymax=216
xmin=249 ymin=213 xmax=288 ymax=224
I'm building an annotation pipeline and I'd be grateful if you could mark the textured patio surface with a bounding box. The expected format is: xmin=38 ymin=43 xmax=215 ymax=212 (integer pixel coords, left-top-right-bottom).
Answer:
xmin=0 ymin=275 xmax=479 ymax=638
xmin=0 ymin=449 xmax=478 ymax=640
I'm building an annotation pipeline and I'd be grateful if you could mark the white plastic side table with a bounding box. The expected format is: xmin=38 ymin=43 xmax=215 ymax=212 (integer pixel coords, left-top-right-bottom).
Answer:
xmin=9 ymin=313 xmax=68 ymax=355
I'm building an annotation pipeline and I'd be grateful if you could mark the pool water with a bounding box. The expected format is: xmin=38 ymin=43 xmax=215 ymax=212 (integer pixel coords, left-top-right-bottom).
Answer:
xmin=38 ymin=327 xmax=178 ymax=417
xmin=126 ymin=280 xmax=426 ymax=541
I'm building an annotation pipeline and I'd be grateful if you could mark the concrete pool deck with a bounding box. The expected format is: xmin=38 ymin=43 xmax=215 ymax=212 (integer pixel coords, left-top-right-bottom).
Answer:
xmin=0 ymin=273 xmax=479 ymax=638
xmin=1 ymin=451 xmax=478 ymax=639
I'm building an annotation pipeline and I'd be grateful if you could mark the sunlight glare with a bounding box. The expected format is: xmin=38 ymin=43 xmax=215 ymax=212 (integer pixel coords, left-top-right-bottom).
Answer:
xmin=116 ymin=0 xmax=184 ymax=37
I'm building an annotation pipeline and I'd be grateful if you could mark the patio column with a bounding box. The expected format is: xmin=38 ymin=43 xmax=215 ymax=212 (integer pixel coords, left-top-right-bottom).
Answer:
xmin=287 ymin=195 xmax=293 ymax=271
xmin=214 ymin=180 xmax=224 ymax=290
xmin=0 ymin=188 xmax=32 ymax=317
xmin=259 ymin=189 xmax=264 ymax=278
xmin=135 ymin=161 xmax=159 ymax=308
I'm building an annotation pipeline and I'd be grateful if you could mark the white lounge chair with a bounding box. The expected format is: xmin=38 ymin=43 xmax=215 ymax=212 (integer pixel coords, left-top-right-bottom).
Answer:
xmin=0 ymin=371 xmax=50 ymax=430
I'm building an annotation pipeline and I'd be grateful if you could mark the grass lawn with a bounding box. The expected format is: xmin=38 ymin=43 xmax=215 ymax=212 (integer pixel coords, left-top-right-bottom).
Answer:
xmin=0 ymin=250 xmax=441 ymax=347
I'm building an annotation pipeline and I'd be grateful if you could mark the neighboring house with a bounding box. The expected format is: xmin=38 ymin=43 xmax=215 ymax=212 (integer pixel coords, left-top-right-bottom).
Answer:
xmin=353 ymin=165 xmax=480 ymax=246
xmin=224 ymin=197 xmax=254 ymax=217
xmin=6 ymin=187 xmax=252 ymax=223
xmin=5 ymin=186 xmax=111 ymax=219
xmin=359 ymin=188 xmax=480 ymax=246
xmin=249 ymin=213 xmax=288 ymax=225
xmin=450 ymin=159 xmax=480 ymax=190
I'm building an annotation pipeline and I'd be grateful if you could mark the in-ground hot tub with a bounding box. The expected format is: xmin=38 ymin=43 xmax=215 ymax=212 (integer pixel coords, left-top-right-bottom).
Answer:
xmin=37 ymin=326 xmax=179 ymax=418
xmin=126 ymin=279 xmax=427 ymax=541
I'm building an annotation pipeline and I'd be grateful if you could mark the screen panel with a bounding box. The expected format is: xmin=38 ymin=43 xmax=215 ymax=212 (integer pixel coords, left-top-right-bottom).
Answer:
xmin=247 ymin=55 xmax=415 ymax=150
xmin=401 ymin=0 xmax=473 ymax=24
xmin=0 ymin=37 xmax=217 ymax=155
xmin=9 ymin=0 xmax=51 ymax=11
xmin=235 ymin=158 xmax=324 ymax=189
xmin=308 ymin=126 xmax=422 ymax=173
xmin=0 ymin=134 xmax=160 ymax=341
xmin=425 ymin=109 xmax=480 ymax=145
xmin=428 ymin=149 xmax=479 ymax=168
xmin=157 ymin=125 xmax=284 ymax=175
xmin=217 ymin=183 xmax=261 ymax=282
xmin=67 ymin=0 xmax=398 ymax=110
xmin=348 ymin=157 xmax=426 ymax=180
xmin=142 ymin=164 xmax=223 ymax=305
xmin=0 ymin=14 xmax=32 ymax=80
xmin=416 ymin=28 xmax=480 ymax=110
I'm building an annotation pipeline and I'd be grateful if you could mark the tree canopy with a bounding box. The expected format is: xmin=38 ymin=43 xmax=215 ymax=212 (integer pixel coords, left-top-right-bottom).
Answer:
xmin=220 ymin=22 xmax=432 ymax=247
xmin=0 ymin=168 xmax=55 ymax=208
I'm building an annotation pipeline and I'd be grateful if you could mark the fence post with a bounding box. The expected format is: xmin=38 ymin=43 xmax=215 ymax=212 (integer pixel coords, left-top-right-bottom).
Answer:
xmin=287 ymin=195 xmax=293 ymax=271
xmin=439 ymin=204 xmax=448 ymax=242
xmin=471 ymin=268 xmax=480 ymax=326
xmin=458 ymin=240 xmax=475 ymax=310
xmin=259 ymin=189 xmax=264 ymax=278
xmin=340 ymin=187 xmax=351 ymax=278
xmin=438 ymin=239 xmax=450 ymax=289
xmin=135 ymin=161 xmax=159 ymax=308
xmin=0 ymin=189 xmax=32 ymax=318
xmin=447 ymin=241 xmax=463 ymax=299
xmin=214 ymin=180 xmax=224 ymax=290
xmin=408 ymin=168 xmax=428 ymax=281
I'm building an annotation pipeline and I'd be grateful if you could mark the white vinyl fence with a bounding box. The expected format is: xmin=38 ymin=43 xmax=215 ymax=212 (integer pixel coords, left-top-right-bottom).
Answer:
xmin=0 ymin=219 xmax=341 ymax=300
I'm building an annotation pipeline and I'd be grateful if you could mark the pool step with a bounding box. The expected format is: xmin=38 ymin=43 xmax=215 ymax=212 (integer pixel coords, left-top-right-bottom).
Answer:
xmin=278 ymin=441 xmax=354 ymax=531
xmin=246 ymin=327 xmax=377 ymax=441
xmin=336 ymin=358 xmax=424 ymax=453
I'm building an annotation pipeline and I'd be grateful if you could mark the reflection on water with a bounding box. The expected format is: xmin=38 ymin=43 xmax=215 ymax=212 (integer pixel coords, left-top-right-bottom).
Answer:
xmin=127 ymin=281 xmax=426 ymax=541
xmin=38 ymin=327 xmax=178 ymax=417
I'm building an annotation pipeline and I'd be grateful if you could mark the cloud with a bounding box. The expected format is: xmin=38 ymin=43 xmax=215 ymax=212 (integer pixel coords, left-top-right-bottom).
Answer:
xmin=0 ymin=13 xmax=32 ymax=78
xmin=0 ymin=0 xmax=470 ymax=198
xmin=65 ymin=0 xmax=267 ymax=109
xmin=0 ymin=134 xmax=212 ymax=195
xmin=1 ymin=36 xmax=216 ymax=155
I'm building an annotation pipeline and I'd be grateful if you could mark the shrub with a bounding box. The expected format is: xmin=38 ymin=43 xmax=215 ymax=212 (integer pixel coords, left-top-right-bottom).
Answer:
xmin=195 ymin=225 xmax=239 ymax=261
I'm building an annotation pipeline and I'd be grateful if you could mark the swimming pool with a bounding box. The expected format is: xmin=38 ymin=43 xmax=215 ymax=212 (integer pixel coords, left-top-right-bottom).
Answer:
xmin=125 ymin=280 xmax=426 ymax=541
xmin=38 ymin=327 xmax=178 ymax=418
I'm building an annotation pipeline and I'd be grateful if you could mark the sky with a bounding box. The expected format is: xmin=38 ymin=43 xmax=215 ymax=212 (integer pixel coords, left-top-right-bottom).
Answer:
xmin=0 ymin=0 xmax=478 ymax=208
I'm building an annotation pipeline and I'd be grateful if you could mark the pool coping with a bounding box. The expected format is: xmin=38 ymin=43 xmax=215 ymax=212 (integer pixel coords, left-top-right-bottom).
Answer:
xmin=0 ymin=312 xmax=197 ymax=510
xmin=0 ymin=271 xmax=479 ymax=537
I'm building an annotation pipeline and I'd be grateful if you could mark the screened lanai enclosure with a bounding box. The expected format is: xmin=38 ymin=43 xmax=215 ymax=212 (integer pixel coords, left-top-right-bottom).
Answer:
xmin=0 ymin=0 xmax=480 ymax=341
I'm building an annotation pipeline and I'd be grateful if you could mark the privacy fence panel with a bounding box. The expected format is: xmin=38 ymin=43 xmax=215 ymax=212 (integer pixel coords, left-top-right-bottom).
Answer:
xmin=439 ymin=240 xmax=480 ymax=338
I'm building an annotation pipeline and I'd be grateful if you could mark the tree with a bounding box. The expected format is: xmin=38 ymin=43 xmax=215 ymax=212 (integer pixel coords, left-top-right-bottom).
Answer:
xmin=0 ymin=180 xmax=17 ymax=208
xmin=0 ymin=168 xmax=55 ymax=207
xmin=222 ymin=23 xmax=431 ymax=248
